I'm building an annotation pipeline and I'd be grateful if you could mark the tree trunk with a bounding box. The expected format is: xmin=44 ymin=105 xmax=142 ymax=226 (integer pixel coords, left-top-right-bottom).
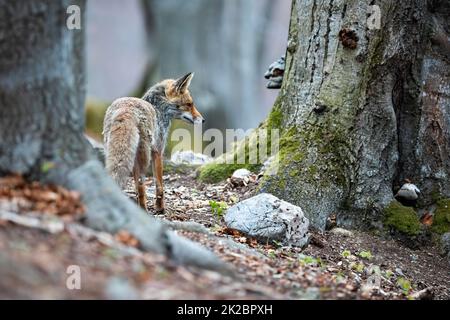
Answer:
xmin=259 ymin=0 xmax=450 ymax=230
xmin=0 ymin=0 xmax=227 ymax=272
xmin=140 ymin=0 xmax=285 ymax=131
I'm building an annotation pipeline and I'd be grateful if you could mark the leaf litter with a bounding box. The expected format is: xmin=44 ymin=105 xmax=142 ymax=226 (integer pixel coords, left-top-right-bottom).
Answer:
xmin=0 ymin=172 xmax=449 ymax=299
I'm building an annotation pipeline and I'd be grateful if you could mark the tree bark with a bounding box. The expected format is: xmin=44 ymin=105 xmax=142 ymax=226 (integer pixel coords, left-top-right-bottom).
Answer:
xmin=0 ymin=0 xmax=228 ymax=273
xmin=259 ymin=0 xmax=450 ymax=230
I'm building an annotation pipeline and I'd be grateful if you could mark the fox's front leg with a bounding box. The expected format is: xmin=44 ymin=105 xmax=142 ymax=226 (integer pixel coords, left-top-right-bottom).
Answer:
xmin=151 ymin=151 xmax=164 ymax=213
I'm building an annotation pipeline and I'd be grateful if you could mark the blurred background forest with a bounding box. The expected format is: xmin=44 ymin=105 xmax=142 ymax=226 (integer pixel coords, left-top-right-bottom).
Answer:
xmin=85 ymin=0 xmax=291 ymax=151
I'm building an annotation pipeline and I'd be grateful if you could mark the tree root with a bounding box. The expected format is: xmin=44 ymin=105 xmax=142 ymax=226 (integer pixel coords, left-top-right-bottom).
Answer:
xmin=65 ymin=160 xmax=232 ymax=275
xmin=163 ymin=220 xmax=211 ymax=234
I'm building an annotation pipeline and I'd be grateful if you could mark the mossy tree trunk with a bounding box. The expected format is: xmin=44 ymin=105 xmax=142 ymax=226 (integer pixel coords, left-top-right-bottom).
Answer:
xmin=259 ymin=0 xmax=450 ymax=230
xmin=0 ymin=0 xmax=226 ymax=272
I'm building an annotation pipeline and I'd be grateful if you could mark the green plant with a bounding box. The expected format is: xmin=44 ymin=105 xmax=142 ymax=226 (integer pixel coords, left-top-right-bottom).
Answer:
xmin=209 ymin=200 xmax=228 ymax=218
xmin=341 ymin=250 xmax=351 ymax=258
xmin=300 ymin=256 xmax=314 ymax=265
xmin=272 ymin=240 xmax=283 ymax=248
xmin=358 ymin=250 xmax=373 ymax=260
xmin=41 ymin=161 xmax=55 ymax=173
xmin=397 ymin=277 xmax=412 ymax=294
xmin=267 ymin=249 xmax=277 ymax=259
xmin=350 ymin=262 xmax=365 ymax=273
xmin=383 ymin=269 xmax=394 ymax=279
xmin=298 ymin=255 xmax=325 ymax=268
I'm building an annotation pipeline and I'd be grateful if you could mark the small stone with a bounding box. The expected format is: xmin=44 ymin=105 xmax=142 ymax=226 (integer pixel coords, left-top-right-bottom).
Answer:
xmin=232 ymin=168 xmax=251 ymax=179
xmin=395 ymin=268 xmax=405 ymax=276
xmin=441 ymin=232 xmax=450 ymax=254
xmin=230 ymin=168 xmax=254 ymax=186
xmin=441 ymin=233 xmax=450 ymax=264
xmin=330 ymin=227 xmax=354 ymax=237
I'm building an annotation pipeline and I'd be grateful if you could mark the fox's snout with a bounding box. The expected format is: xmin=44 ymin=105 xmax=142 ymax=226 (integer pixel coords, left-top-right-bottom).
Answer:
xmin=181 ymin=107 xmax=204 ymax=124
xmin=192 ymin=106 xmax=205 ymax=124
xmin=194 ymin=115 xmax=205 ymax=124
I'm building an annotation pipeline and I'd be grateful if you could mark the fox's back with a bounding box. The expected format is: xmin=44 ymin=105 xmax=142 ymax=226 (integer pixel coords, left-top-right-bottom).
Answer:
xmin=103 ymin=97 xmax=156 ymax=146
xmin=102 ymin=97 xmax=157 ymax=188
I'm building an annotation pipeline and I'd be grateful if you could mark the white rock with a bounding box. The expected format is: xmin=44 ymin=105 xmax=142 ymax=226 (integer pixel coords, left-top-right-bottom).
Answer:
xmin=170 ymin=150 xmax=212 ymax=165
xmin=224 ymin=193 xmax=310 ymax=247
xmin=395 ymin=183 xmax=421 ymax=201
xmin=230 ymin=168 xmax=253 ymax=186
xmin=232 ymin=168 xmax=251 ymax=179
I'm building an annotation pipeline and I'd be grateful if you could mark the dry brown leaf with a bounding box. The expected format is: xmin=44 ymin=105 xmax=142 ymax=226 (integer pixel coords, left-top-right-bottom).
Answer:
xmin=115 ymin=230 xmax=140 ymax=247
xmin=420 ymin=212 xmax=433 ymax=226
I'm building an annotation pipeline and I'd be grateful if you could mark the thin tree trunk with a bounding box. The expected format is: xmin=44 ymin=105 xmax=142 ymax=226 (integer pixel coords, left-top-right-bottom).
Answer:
xmin=259 ymin=0 xmax=450 ymax=230
xmin=140 ymin=0 xmax=278 ymax=131
xmin=0 ymin=0 xmax=227 ymax=272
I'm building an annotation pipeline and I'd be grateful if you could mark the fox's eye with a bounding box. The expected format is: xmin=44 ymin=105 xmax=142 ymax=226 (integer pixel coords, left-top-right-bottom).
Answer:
xmin=186 ymin=103 xmax=193 ymax=108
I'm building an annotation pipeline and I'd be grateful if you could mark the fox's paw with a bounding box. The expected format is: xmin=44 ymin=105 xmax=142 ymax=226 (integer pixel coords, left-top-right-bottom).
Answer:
xmin=154 ymin=198 xmax=165 ymax=214
xmin=154 ymin=203 xmax=165 ymax=214
xmin=137 ymin=197 xmax=148 ymax=212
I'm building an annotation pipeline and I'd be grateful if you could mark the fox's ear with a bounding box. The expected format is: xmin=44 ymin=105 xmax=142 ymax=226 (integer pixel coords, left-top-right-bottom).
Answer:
xmin=174 ymin=72 xmax=194 ymax=93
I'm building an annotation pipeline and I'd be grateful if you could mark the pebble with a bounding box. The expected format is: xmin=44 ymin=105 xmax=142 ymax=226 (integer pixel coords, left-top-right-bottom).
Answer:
xmin=330 ymin=228 xmax=354 ymax=237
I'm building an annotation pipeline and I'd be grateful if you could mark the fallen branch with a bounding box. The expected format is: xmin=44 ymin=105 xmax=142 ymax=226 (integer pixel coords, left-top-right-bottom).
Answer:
xmin=66 ymin=160 xmax=233 ymax=275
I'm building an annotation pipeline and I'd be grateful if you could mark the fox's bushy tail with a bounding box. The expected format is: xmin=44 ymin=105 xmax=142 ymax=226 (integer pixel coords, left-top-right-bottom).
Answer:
xmin=105 ymin=119 xmax=139 ymax=189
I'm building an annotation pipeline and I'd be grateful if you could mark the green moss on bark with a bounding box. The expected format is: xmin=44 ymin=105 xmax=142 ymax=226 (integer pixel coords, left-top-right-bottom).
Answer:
xmin=198 ymin=100 xmax=284 ymax=184
xmin=262 ymin=113 xmax=353 ymax=192
xmin=198 ymin=162 xmax=260 ymax=184
xmin=266 ymin=98 xmax=283 ymax=130
xmin=198 ymin=126 xmax=266 ymax=183
xmin=383 ymin=201 xmax=421 ymax=236
xmin=431 ymin=198 xmax=450 ymax=234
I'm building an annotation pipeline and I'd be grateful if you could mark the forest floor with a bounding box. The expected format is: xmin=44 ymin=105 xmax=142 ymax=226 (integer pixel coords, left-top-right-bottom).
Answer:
xmin=0 ymin=171 xmax=449 ymax=300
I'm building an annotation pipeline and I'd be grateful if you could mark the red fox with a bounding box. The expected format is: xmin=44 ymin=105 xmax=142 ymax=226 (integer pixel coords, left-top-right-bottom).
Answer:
xmin=102 ymin=73 xmax=204 ymax=212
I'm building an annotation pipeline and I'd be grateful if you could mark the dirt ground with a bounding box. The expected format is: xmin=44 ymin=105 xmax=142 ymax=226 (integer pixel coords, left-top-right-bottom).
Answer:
xmin=0 ymin=172 xmax=449 ymax=300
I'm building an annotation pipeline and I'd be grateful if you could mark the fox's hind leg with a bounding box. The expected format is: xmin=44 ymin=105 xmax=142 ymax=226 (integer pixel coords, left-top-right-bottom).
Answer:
xmin=134 ymin=142 xmax=150 ymax=211
xmin=151 ymin=151 xmax=164 ymax=213
xmin=133 ymin=166 xmax=147 ymax=210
